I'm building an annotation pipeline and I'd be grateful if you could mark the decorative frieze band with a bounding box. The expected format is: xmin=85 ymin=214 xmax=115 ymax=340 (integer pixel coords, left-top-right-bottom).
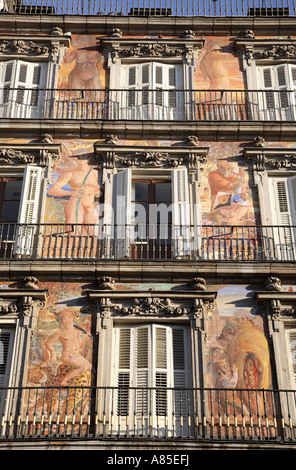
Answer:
xmin=0 ymin=35 xmax=71 ymax=60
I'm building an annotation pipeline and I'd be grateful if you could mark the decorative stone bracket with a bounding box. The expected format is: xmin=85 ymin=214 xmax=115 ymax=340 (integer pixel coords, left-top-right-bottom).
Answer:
xmin=87 ymin=289 xmax=217 ymax=333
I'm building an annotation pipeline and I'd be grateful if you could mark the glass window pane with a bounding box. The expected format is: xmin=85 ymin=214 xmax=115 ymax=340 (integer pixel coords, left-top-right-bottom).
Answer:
xmin=132 ymin=182 xmax=149 ymax=201
xmin=4 ymin=180 xmax=22 ymax=200
xmin=2 ymin=201 xmax=20 ymax=222
xmin=155 ymin=182 xmax=171 ymax=202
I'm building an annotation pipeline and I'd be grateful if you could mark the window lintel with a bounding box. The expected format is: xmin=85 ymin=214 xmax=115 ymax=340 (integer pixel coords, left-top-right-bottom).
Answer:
xmin=244 ymin=147 xmax=296 ymax=172
xmin=101 ymin=37 xmax=204 ymax=66
xmin=94 ymin=143 xmax=209 ymax=170
xmin=0 ymin=143 xmax=61 ymax=169
xmin=234 ymin=38 xmax=296 ymax=64
xmin=87 ymin=289 xmax=217 ymax=329
xmin=0 ymin=34 xmax=71 ymax=61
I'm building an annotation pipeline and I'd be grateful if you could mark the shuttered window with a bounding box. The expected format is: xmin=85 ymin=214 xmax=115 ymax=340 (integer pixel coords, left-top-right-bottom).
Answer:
xmin=114 ymin=324 xmax=190 ymax=418
xmin=268 ymin=176 xmax=296 ymax=260
xmin=120 ymin=62 xmax=182 ymax=119
xmin=112 ymin=168 xmax=193 ymax=258
xmin=287 ymin=329 xmax=296 ymax=387
xmin=257 ymin=64 xmax=296 ymax=120
xmin=0 ymin=329 xmax=14 ymax=413
xmin=269 ymin=176 xmax=296 ymax=227
xmin=0 ymin=60 xmax=47 ymax=118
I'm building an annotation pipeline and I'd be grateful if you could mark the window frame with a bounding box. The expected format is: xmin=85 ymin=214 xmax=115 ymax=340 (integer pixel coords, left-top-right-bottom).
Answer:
xmin=101 ymin=37 xmax=204 ymax=122
xmin=0 ymin=143 xmax=61 ymax=257
xmin=112 ymin=322 xmax=192 ymax=436
xmin=94 ymin=143 xmax=209 ymax=260
xmin=234 ymin=38 xmax=296 ymax=121
xmin=87 ymin=288 xmax=217 ymax=437
xmin=0 ymin=34 xmax=71 ymax=119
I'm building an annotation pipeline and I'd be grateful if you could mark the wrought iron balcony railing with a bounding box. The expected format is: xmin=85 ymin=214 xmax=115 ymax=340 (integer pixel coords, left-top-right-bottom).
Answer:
xmin=0 ymin=0 xmax=295 ymax=17
xmin=1 ymin=223 xmax=296 ymax=262
xmin=1 ymin=89 xmax=296 ymax=122
xmin=1 ymin=385 xmax=296 ymax=441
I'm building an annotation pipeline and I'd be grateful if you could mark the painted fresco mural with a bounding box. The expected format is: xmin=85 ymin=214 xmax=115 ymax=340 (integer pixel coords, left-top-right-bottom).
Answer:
xmin=0 ymin=278 xmax=292 ymax=434
xmin=205 ymin=285 xmax=272 ymax=431
xmin=58 ymin=35 xmax=106 ymax=90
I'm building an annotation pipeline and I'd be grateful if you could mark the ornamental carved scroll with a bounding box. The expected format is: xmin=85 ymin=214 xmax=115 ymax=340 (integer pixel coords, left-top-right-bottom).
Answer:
xmin=253 ymin=45 xmax=296 ymax=60
xmin=0 ymin=146 xmax=60 ymax=167
xmin=0 ymin=40 xmax=51 ymax=56
xmin=114 ymin=297 xmax=190 ymax=317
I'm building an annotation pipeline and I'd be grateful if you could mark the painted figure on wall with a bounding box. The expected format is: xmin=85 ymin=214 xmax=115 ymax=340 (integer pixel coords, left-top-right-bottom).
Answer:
xmin=195 ymin=38 xmax=244 ymax=90
xmin=43 ymin=307 xmax=93 ymax=386
xmin=47 ymin=153 xmax=101 ymax=226
xmin=25 ymin=283 xmax=94 ymax=429
xmin=61 ymin=35 xmax=104 ymax=90
xmin=206 ymin=286 xmax=272 ymax=432
xmin=207 ymin=159 xmax=250 ymax=225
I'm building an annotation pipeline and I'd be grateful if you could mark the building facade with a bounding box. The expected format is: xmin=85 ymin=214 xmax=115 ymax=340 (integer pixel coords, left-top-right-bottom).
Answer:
xmin=1 ymin=0 xmax=296 ymax=451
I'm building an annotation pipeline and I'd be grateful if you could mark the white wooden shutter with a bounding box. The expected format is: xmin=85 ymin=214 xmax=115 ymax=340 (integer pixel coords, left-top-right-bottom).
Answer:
xmin=269 ymin=177 xmax=296 ymax=260
xmin=0 ymin=60 xmax=46 ymax=118
xmin=0 ymin=329 xmax=14 ymax=414
xmin=0 ymin=61 xmax=14 ymax=117
xmin=136 ymin=327 xmax=149 ymax=416
xmin=172 ymin=168 xmax=191 ymax=257
xmin=113 ymin=169 xmax=132 ymax=258
xmin=114 ymin=325 xmax=190 ymax=436
xmin=121 ymin=63 xmax=181 ymax=119
xmin=117 ymin=328 xmax=131 ymax=417
xmin=15 ymin=166 xmax=42 ymax=256
xmin=287 ymin=330 xmax=296 ymax=387
xmin=15 ymin=61 xmax=46 ymax=118
xmin=287 ymin=176 xmax=296 ymax=225
xmin=258 ymin=65 xmax=292 ymax=120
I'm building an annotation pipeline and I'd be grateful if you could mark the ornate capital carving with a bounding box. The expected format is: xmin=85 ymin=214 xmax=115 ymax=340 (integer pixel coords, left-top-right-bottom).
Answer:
xmin=256 ymin=291 xmax=296 ymax=333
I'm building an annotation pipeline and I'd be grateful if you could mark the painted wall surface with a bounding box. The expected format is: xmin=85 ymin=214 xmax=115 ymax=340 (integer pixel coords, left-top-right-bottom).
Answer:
xmin=44 ymin=139 xmax=266 ymax=228
xmin=0 ymin=280 xmax=278 ymax=391
xmin=0 ymin=279 xmax=291 ymax=426
xmin=57 ymin=34 xmax=244 ymax=92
